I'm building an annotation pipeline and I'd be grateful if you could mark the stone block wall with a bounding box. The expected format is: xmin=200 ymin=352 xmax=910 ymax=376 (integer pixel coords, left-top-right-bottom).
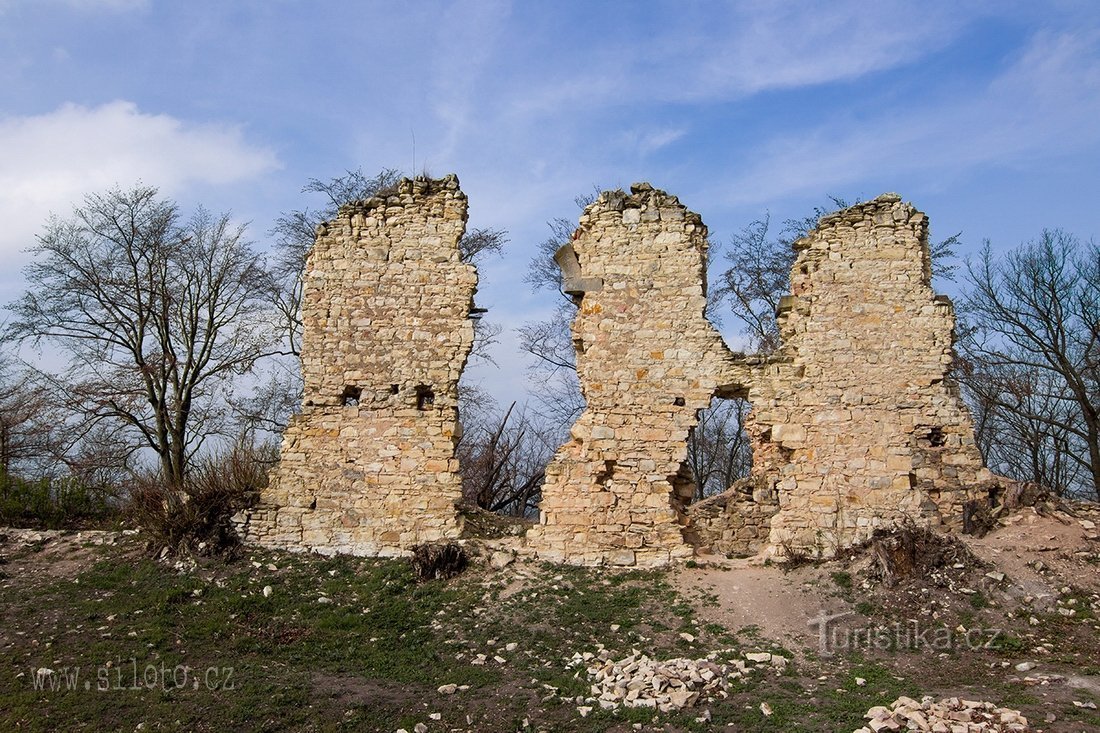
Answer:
xmin=241 ymin=175 xmax=476 ymax=556
xmin=753 ymin=194 xmax=990 ymax=556
xmin=239 ymin=175 xmax=990 ymax=567
xmin=527 ymin=183 xmax=753 ymax=567
xmin=684 ymin=476 xmax=779 ymax=557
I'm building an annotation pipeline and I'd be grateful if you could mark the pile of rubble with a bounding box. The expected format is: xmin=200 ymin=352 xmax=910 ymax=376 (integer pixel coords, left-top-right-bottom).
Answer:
xmin=855 ymin=696 xmax=1029 ymax=732
xmin=569 ymin=648 xmax=787 ymax=712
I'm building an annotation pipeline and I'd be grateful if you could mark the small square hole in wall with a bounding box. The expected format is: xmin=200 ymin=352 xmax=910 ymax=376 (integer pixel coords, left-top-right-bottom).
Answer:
xmin=928 ymin=427 xmax=946 ymax=447
xmin=415 ymin=384 xmax=435 ymax=410
xmin=341 ymin=385 xmax=362 ymax=407
xmin=390 ymin=384 xmax=400 ymax=394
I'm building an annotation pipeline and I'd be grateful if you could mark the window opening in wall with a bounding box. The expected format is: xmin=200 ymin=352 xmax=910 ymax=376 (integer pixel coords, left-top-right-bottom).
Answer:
xmin=416 ymin=384 xmax=435 ymax=410
xmin=683 ymin=396 xmax=754 ymax=505
xmin=341 ymin=385 xmax=362 ymax=407
xmin=928 ymin=426 xmax=946 ymax=447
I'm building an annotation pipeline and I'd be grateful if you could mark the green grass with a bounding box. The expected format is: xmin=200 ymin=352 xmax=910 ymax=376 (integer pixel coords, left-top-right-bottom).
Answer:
xmin=3 ymin=535 xmax=1094 ymax=732
xmin=830 ymin=570 xmax=853 ymax=591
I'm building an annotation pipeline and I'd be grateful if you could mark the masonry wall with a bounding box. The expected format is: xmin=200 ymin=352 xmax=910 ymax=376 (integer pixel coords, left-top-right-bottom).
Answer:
xmin=685 ymin=476 xmax=778 ymax=557
xmin=242 ymin=175 xmax=476 ymax=556
xmin=527 ymin=183 xmax=753 ymax=567
xmin=752 ymin=194 xmax=990 ymax=556
xmin=241 ymin=176 xmax=990 ymax=567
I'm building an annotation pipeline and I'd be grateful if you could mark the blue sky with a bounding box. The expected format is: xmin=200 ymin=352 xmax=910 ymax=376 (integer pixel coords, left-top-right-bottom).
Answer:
xmin=2 ymin=0 xmax=1099 ymax=408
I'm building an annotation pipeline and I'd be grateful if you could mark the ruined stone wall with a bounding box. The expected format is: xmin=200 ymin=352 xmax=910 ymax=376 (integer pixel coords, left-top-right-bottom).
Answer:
xmin=685 ymin=477 xmax=778 ymax=557
xmin=240 ymin=175 xmax=989 ymax=567
xmin=242 ymin=175 xmax=476 ymax=556
xmin=527 ymin=184 xmax=753 ymax=567
xmin=753 ymin=194 xmax=990 ymax=556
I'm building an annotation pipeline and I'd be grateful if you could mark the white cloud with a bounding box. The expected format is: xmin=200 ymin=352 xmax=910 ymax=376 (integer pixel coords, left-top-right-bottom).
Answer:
xmin=0 ymin=100 xmax=279 ymax=297
xmin=712 ymin=30 xmax=1100 ymax=206
xmin=617 ymin=126 xmax=687 ymax=156
xmin=505 ymin=1 xmax=972 ymax=114
xmin=682 ymin=2 xmax=961 ymax=98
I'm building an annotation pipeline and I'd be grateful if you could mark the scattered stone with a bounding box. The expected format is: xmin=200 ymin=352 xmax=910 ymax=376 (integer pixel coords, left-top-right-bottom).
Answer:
xmin=760 ymin=702 xmax=773 ymax=717
xmin=262 ymin=585 xmax=273 ymax=598
xmin=413 ymin=724 xmax=427 ymax=733
xmin=489 ymin=551 xmax=515 ymax=569
xmin=1014 ymin=662 xmax=1035 ymax=672
xmin=679 ymin=632 xmax=695 ymax=642
xmin=571 ymin=648 xmax=779 ymax=711
xmin=437 ymin=684 xmax=457 ymax=695
xmin=854 ymin=696 xmax=1029 ymax=733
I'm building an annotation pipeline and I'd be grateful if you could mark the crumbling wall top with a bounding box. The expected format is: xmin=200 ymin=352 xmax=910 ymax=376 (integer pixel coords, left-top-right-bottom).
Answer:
xmin=325 ymin=173 xmax=466 ymax=227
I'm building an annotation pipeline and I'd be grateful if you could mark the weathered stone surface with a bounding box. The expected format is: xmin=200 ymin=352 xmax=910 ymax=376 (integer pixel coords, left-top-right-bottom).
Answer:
xmin=571 ymin=647 xmax=786 ymax=712
xmin=240 ymin=175 xmax=476 ymax=556
xmin=527 ymin=184 xmax=754 ymax=567
xmin=533 ymin=188 xmax=989 ymax=564
xmin=755 ymin=194 xmax=990 ymax=556
xmin=238 ymin=178 xmax=990 ymax=567
xmin=685 ymin=475 xmax=778 ymax=557
xmin=855 ymin=695 xmax=1030 ymax=733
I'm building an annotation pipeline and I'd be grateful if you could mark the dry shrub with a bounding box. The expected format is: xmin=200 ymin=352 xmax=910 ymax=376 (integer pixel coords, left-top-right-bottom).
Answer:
xmin=776 ymin=538 xmax=813 ymax=568
xmin=411 ymin=542 xmax=468 ymax=581
xmin=867 ymin=519 xmax=976 ymax=587
xmin=127 ymin=441 xmax=274 ymax=557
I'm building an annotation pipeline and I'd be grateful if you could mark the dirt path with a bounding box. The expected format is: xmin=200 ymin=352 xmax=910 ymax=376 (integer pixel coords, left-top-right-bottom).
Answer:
xmin=674 ymin=560 xmax=852 ymax=653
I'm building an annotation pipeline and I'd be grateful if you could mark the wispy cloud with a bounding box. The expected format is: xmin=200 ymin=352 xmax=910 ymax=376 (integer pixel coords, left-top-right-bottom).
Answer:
xmin=712 ymin=30 xmax=1100 ymax=206
xmin=617 ymin=126 xmax=687 ymax=156
xmin=503 ymin=1 xmax=974 ymax=114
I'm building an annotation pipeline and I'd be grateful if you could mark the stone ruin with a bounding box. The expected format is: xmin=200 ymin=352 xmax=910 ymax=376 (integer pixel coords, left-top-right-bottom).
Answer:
xmin=241 ymin=174 xmax=993 ymax=565
xmin=242 ymin=175 xmax=476 ymax=555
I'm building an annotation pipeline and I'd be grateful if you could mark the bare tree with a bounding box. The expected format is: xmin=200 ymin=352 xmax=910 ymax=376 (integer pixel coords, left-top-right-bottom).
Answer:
xmin=518 ymin=194 xmax=598 ymax=428
xmin=684 ymin=398 xmax=753 ymax=502
xmin=0 ymin=355 xmax=53 ymax=478
xmin=5 ymin=185 xmax=275 ymax=485
xmin=963 ymin=361 xmax=1083 ymax=493
xmin=959 ymin=232 xmax=1099 ymax=500
xmin=457 ymin=400 xmax=556 ymax=517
